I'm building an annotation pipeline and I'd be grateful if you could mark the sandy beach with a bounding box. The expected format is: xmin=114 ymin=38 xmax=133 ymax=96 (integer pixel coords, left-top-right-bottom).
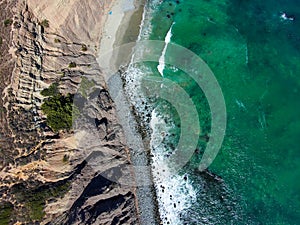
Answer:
xmin=97 ymin=0 xmax=160 ymax=224
xmin=98 ymin=0 xmax=138 ymax=73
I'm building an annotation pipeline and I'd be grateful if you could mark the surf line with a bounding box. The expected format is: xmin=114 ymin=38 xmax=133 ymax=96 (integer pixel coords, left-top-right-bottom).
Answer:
xmin=157 ymin=22 xmax=175 ymax=76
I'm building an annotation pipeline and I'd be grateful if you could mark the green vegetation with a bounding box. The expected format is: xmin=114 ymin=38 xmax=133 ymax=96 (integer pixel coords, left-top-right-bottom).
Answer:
xmin=25 ymin=196 xmax=45 ymax=221
xmin=4 ymin=19 xmax=13 ymax=27
xmin=62 ymin=154 xmax=69 ymax=163
xmin=40 ymin=19 xmax=49 ymax=28
xmin=0 ymin=37 xmax=2 ymax=46
xmin=78 ymin=77 xmax=95 ymax=98
xmin=41 ymin=82 xmax=79 ymax=132
xmin=81 ymin=44 xmax=87 ymax=51
xmin=68 ymin=62 xmax=77 ymax=68
xmin=41 ymin=93 xmax=74 ymax=132
xmin=54 ymin=38 xmax=61 ymax=43
xmin=0 ymin=202 xmax=13 ymax=225
xmin=13 ymin=182 xmax=70 ymax=221
xmin=41 ymin=82 xmax=59 ymax=96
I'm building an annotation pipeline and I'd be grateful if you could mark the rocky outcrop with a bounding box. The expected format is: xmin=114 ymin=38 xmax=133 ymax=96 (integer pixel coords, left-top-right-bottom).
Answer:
xmin=0 ymin=0 xmax=139 ymax=224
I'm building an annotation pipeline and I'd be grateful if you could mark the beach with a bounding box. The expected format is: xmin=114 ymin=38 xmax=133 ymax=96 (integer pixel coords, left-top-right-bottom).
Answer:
xmin=97 ymin=0 xmax=160 ymax=224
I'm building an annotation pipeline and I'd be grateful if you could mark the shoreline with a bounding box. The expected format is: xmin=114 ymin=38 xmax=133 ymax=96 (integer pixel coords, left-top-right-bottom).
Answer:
xmin=97 ymin=0 xmax=161 ymax=224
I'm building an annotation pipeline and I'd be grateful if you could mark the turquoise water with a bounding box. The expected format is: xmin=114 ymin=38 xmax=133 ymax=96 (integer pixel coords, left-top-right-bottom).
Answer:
xmin=126 ymin=0 xmax=300 ymax=224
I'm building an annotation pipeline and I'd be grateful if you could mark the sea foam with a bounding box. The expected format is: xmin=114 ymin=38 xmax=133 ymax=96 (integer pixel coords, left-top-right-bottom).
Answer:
xmin=157 ymin=23 xmax=175 ymax=76
xmin=150 ymin=110 xmax=197 ymax=225
xmin=122 ymin=3 xmax=196 ymax=224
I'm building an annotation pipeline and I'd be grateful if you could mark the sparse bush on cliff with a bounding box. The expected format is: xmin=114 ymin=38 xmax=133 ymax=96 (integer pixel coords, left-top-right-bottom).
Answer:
xmin=62 ymin=154 xmax=69 ymax=163
xmin=81 ymin=44 xmax=87 ymax=51
xmin=54 ymin=38 xmax=61 ymax=43
xmin=39 ymin=19 xmax=49 ymax=28
xmin=78 ymin=77 xmax=95 ymax=98
xmin=0 ymin=37 xmax=2 ymax=46
xmin=4 ymin=18 xmax=13 ymax=27
xmin=68 ymin=62 xmax=77 ymax=68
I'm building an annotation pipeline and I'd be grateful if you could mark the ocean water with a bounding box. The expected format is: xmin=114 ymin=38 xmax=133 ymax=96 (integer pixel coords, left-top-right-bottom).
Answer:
xmin=124 ymin=0 xmax=300 ymax=224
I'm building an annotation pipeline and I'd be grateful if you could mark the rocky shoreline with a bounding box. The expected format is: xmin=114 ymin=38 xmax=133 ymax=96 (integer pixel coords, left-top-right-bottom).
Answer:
xmin=96 ymin=0 xmax=161 ymax=224
xmin=0 ymin=0 xmax=149 ymax=224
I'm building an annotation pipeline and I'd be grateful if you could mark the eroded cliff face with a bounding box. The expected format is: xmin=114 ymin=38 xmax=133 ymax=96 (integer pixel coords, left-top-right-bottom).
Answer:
xmin=0 ymin=0 xmax=139 ymax=224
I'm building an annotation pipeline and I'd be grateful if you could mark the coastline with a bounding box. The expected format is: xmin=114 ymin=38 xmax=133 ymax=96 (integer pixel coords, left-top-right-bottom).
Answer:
xmin=97 ymin=0 xmax=160 ymax=224
xmin=0 ymin=0 xmax=143 ymax=223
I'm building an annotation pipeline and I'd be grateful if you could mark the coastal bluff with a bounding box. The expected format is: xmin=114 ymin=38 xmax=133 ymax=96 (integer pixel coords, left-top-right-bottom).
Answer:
xmin=0 ymin=0 xmax=140 ymax=224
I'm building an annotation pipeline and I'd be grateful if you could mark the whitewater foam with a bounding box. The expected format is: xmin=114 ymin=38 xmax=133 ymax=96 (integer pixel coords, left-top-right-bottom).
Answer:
xmin=150 ymin=110 xmax=197 ymax=225
xmin=121 ymin=2 xmax=196 ymax=224
xmin=157 ymin=23 xmax=175 ymax=76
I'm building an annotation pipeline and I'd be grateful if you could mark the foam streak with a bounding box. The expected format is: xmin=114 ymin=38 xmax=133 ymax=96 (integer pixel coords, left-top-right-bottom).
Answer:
xmin=157 ymin=23 xmax=175 ymax=76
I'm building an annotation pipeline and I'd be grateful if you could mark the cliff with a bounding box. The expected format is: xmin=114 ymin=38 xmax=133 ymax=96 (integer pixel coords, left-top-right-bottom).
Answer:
xmin=0 ymin=0 xmax=139 ymax=224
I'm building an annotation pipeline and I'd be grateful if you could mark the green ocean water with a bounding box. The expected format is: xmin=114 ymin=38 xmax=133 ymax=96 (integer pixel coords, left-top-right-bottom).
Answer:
xmin=131 ymin=0 xmax=300 ymax=224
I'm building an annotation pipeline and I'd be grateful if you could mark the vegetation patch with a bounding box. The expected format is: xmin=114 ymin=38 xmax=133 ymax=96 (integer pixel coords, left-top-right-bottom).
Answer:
xmin=41 ymin=82 xmax=59 ymax=96
xmin=68 ymin=62 xmax=77 ymax=68
xmin=41 ymin=82 xmax=79 ymax=132
xmin=39 ymin=19 xmax=49 ymax=28
xmin=62 ymin=154 xmax=69 ymax=163
xmin=81 ymin=44 xmax=87 ymax=51
xmin=54 ymin=38 xmax=61 ymax=43
xmin=0 ymin=202 xmax=13 ymax=225
xmin=78 ymin=77 xmax=95 ymax=98
xmin=41 ymin=93 xmax=75 ymax=132
xmin=4 ymin=19 xmax=13 ymax=27
xmin=12 ymin=182 xmax=70 ymax=222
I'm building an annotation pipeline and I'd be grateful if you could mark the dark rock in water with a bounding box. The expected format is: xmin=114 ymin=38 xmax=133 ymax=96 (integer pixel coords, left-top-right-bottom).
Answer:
xmin=199 ymin=169 xmax=224 ymax=183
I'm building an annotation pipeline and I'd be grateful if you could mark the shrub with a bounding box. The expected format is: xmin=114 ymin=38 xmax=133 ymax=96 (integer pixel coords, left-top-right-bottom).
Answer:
xmin=4 ymin=19 xmax=13 ymax=27
xmin=40 ymin=19 xmax=49 ymax=28
xmin=41 ymin=93 xmax=74 ymax=132
xmin=0 ymin=37 xmax=2 ymax=46
xmin=81 ymin=44 xmax=87 ymax=51
xmin=54 ymin=38 xmax=61 ymax=43
xmin=41 ymin=82 xmax=59 ymax=96
xmin=62 ymin=154 xmax=69 ymax=163
xmin=68 ymin=62 xmax=77 ymax=68
xmin=0 ymin=202 xmax=13 ymax=224
xmin=13 ymin=182 xmax=70 ymax=221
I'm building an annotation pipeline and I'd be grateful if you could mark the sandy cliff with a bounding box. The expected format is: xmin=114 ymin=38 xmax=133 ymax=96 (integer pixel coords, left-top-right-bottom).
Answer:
xmin=0 ymin=0 xmax=139 ymax=224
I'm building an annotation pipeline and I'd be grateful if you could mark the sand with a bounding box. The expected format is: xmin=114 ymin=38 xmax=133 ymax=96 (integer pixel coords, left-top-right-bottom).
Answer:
xmin=97 ymin=0 xmax=160 ymax=224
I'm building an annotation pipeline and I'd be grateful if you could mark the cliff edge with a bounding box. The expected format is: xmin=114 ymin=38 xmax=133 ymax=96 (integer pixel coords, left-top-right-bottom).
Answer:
xmin=0 ymin=0 xmax=139 ymax=224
